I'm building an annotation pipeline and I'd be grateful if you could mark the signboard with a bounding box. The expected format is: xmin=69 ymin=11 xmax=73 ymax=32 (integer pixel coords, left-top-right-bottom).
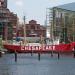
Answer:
xmin=21 ymin=45 xmax=54 ymax=51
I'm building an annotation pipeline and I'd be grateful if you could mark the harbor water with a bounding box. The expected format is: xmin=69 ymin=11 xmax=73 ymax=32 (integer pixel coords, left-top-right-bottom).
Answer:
xmin=0 ymin=53 xmax=75 ymax=75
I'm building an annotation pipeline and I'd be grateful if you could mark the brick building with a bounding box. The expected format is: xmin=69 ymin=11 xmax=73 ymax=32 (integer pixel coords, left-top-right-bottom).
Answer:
xmin=18 ymin=20 xmax=46 ymax=37
xmin=17 ymin=20 xmax=46 ymax=42
xmin=0 ymin=0 xmax=18 ymax=40
xmin=0 ymin=0 xmax=7 ymax=8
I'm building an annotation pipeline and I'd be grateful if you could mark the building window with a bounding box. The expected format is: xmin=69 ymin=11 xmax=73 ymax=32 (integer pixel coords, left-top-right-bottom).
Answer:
xmin=37 ymin=26 xmax=39 ymax=29
xmin=31 ymin=25 xmax=35 ymax=29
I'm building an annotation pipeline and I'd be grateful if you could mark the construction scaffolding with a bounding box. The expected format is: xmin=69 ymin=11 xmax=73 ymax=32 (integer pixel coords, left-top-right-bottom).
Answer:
xmin=46 ymin=8 xmax=52 ymax=38
xmin=46 ymin=7 xmax=75 ymax=44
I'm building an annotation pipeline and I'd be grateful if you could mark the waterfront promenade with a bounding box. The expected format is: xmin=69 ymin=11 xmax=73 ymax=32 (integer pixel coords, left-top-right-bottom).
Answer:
xmin=0 ymin=54 xmax=75 ymax=75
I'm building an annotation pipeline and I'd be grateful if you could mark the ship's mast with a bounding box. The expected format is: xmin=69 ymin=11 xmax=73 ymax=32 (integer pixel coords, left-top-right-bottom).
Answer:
xmin=23 ymin=16 xmax=26 ymax=45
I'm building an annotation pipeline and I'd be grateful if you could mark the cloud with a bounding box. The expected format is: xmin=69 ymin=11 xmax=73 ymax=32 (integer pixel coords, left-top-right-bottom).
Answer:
xmin=15 ymin=0 xmax=24 ymax=7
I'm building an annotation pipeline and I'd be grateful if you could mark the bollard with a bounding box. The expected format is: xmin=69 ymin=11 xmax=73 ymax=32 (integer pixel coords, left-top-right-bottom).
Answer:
xmin=15 ymin=50 xmax=17 ymax=62
xmin=38 ymin=53 xmax=40 ymax=61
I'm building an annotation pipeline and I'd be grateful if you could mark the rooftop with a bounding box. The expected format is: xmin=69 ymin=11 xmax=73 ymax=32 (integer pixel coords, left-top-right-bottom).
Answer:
xmin=56 ymin=2 xmax=75 ymax=11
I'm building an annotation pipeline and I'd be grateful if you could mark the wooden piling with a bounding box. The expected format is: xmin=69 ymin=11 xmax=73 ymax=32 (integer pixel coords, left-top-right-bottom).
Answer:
xmin=31 ymin=50 xmax=33 ymax=56
xmin=51 ymin=51 xmax=53 ymax=57
xmin=58 ymin=52 xmax=60 ymax=59
xmin=38 ymin=52 xmax=40 ymax=61
xmin=73 ymin=51 xmax=75 ymax=58
xmin=0 ymin=52 xmax=2 ymax=57
xmin=15 ymin=50 xmax=17 ymax=62
xmin=73 ymin=46 xmax=75 ymax=58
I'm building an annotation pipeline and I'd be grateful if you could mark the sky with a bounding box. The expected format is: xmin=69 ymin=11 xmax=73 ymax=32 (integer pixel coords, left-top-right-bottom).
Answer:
xmin=8 ymin=0 xmax=75 ymax=25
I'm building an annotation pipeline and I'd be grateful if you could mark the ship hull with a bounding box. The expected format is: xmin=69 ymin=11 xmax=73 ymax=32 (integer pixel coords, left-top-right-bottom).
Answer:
xmin=3 ymin=43 xmax=74 ymax=53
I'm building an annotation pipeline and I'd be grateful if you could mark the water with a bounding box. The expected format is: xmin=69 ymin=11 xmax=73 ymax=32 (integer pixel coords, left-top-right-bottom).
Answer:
xmin=0 ymin=53 xmax=75 ymax=75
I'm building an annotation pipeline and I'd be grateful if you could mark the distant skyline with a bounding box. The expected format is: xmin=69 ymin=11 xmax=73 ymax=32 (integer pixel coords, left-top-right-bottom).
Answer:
xmin=8 ymin=0 xmax=75 ymax=25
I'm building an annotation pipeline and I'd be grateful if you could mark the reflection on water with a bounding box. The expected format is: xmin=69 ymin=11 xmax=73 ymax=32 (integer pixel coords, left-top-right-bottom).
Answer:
xmin=0 ymin=54 xmax=75 ymax=75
